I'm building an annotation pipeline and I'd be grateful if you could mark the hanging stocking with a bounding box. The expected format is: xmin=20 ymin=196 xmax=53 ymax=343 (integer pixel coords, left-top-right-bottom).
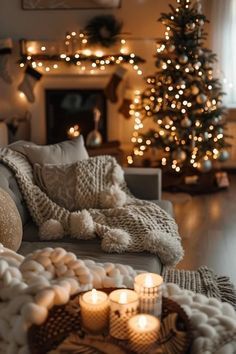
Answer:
xmin=118 ymin=88 xmax=133 ymax=119
xmin=0 ymin=38 xmax=13 ymax=84
xmin=18 ymin=65 xmax=42 ymax=103
xmin=104 ymin=66 xmax=127 ymax=103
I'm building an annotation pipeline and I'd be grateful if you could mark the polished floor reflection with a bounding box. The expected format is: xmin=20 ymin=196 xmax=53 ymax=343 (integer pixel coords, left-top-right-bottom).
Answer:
xmin=164 ymin=173 xmax=236 ymax=286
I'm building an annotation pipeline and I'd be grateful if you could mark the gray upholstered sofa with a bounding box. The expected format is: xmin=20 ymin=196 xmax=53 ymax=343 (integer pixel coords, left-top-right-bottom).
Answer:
xmin=0 ymin=150 xmax=173 ymax=274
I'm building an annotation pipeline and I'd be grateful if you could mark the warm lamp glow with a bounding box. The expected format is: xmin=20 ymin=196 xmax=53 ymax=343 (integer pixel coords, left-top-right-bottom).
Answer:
xmin=95 ymin=50 xmax=104 ymax=57
xmin=19 ymin=92 xmax=26 ymax=99
xmin=119 ymin=291 xmax=128 ymax=304
xmin=83 ymin=49 xmax=92 ymax=56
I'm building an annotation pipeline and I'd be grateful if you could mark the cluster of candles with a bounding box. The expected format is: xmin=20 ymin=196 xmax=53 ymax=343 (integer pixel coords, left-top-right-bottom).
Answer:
xmin=79 ymin=273 xmax=163 ymax=353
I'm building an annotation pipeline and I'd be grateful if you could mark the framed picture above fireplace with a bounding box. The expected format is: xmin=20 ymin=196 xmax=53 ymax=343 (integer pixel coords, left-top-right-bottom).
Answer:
xmin=22 ymin=0 xmax=121 ymax=10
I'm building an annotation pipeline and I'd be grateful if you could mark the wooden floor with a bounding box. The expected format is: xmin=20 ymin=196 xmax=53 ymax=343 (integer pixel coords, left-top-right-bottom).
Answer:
xmin=164 ymin=173 xmax=236 ymax=286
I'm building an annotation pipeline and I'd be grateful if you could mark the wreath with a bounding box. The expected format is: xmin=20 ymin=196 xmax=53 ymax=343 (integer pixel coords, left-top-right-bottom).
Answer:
xmin=85 ymin=15 xmax=123 ymax=48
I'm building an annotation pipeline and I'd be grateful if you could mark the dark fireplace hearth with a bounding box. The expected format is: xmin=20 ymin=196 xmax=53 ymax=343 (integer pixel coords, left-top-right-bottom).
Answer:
xmin=45 ymin=89 xmax=107 ymax=144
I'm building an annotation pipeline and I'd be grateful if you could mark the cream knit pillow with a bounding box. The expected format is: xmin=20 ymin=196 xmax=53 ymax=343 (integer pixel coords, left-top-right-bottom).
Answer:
xmin=0 ymin=187 xmax=23 ymax=251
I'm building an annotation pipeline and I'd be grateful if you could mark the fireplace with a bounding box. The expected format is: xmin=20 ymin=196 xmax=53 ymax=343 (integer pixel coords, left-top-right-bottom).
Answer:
xmin=45 ymin=89 xmax=107 ymax=144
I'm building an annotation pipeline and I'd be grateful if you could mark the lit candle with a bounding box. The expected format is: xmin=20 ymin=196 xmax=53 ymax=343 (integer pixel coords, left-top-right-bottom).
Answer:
xmin=79 ymin=289 xmax=109 ymax=333
xmin=134 ymin=273 xmax=163 ymax=317
xmin=128 ymin=314 xmax=160 ymax=353
xmin=109 ymin=289 xmax=139 ymax=340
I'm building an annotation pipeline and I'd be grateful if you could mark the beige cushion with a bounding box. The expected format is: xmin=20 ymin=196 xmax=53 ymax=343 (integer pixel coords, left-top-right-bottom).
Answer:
xmin=34 ymin=162 xmax=77 ymax=211
xmin=0 ymin=187 xmax=23 ymax=251
xmin=9 ymin=136 xmax=89 ymax=165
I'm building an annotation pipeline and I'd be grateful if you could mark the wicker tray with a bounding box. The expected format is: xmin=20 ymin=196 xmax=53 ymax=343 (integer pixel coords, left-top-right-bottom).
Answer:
xmin=28 ymin=289 xmax=192 ymax=354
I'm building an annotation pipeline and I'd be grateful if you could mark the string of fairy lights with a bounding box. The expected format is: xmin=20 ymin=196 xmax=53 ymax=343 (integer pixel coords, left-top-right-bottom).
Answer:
xmin=19 ymin=31 xmax=145 ymax=76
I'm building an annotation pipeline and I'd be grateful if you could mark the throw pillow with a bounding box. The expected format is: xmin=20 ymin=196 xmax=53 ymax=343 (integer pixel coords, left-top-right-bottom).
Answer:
xmin=34 ymin=163 xmax=77 ymax=211
xmin=9 ymin=136 xmax=89 ymax=165
xmin=33 ymin=156 xmax=126 ymax=211
xmin=0 ymin=187 xmax=23 ymax=251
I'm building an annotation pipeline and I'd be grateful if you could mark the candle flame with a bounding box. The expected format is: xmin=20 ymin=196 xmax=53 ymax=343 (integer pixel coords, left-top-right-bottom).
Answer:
xmin=144 ymin=274 xmax=154 ymax=288
xmin=91 ymin=289 xmax=98 ymax=304
xmin=119 ymin=291 xmax=128 ymax=304
xmin=138 ymin=315 xmax=147 ymax=330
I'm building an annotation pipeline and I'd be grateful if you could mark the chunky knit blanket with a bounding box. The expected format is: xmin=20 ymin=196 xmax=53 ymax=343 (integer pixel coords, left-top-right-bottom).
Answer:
xmin=0 ymin=148 xmax=183 ymax=266
xmin=0 ymin=244 xmax=236 ymax=354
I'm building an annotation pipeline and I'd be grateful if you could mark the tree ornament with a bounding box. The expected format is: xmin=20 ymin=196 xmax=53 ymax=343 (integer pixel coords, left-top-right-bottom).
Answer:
xmin=197 ymin=158 xmax=212 ymax=172
xmin=186 ymin=22 xmax=196 ymax=32
xmin=181 ymin=117 xmax=192 ymax=128
xmin=172 ymin=148 xmax=187 ymax=162
xmin=202 ymin=132 xmax=209 ymax=141
xmin=211 ymin=117 xmax=219 ymax=125
xmin=179 ymin=54 xmax=188 ymax=64
xmin=198 ymin=19 xmax=205 ymax=26
xmin=217 ymin=149 xmax=229 ymax=162
xmin=167 ymin=44 xmax=175 ymax=52
xmin=196 ymin=94 xmax=207 ymax=104
xmin=193 ymin=61 xmax=202 ymax=70
xmin=85 ymin=15 xmax=123 ymax=47
xmin=191 ymin=85 xmax=200 ymax=95
xmin=217 ymin=127 xmax=224 ymax=134
xmin=163 ymin=116 xmax=172 ymax=125
xmin=197 ymin=48 xmax=204 ymax=56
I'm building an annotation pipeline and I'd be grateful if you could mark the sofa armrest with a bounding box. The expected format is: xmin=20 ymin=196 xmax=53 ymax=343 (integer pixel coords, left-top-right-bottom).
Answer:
xmin=123 ymin=167 xmax=162 ymax=200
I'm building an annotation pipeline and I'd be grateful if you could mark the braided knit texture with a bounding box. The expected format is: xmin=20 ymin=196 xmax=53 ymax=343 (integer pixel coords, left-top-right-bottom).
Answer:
xmin=0 ymin=148 xmax=183 ymax=266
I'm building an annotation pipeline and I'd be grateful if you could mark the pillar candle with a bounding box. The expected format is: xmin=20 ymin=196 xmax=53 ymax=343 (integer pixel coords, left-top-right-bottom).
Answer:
xmin=128 ymin=314 xmax=160 ymax=354
xmin=79 ymin=289 xmax=109 ymax=333
xmin=134 ymin=273 xmax=163 ymax=317
xmin=109 ymin=289 xmax=139 ymax=340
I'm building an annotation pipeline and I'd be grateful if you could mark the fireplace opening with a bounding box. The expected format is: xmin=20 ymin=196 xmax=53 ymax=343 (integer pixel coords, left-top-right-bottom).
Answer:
xmin=45 ymin=89 xmax=107 ymax=144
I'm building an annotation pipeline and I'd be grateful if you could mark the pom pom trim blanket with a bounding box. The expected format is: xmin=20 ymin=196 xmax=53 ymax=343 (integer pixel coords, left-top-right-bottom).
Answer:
xmin=0 ymin=148 xmax=183 ymax=266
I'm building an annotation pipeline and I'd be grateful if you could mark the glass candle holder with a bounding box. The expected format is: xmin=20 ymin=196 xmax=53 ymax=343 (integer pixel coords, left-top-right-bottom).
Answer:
xmin=109 ymin=289 xmax=139 ymax=340
xmin=79 ymin=289 xmax=109 ymax=333
xmin=128 ymin=314 xmax=160 ymax=353
xmin=134 ymin=273 xmax=163 ymax=317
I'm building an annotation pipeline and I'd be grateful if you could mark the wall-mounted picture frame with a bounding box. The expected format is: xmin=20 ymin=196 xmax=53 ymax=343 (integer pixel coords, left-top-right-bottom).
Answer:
xmin=22 ymin=0 xmax=121 ymax=10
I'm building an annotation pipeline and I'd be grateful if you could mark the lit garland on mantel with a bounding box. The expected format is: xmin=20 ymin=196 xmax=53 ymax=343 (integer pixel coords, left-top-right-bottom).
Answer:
xmin=19 ymin=32 xmax=145 ymax=75
xmin=127 ymin=0 xmax=231 ymax=172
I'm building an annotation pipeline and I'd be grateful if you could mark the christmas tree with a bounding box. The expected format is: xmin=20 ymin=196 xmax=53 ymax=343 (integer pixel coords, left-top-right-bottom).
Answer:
xmin=129 ymin=0 xmax=230 ymax=173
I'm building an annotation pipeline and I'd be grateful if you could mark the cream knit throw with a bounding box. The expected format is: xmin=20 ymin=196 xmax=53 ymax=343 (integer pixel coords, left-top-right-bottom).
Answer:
xmin=0 ymin=148 xmax=183 ymax=266
xmin=0 ymin=244 xmax=236 ymax=354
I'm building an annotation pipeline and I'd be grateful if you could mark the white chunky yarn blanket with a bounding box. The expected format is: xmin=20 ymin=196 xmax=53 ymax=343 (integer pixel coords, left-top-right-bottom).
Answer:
xmin=0 ymin=148 xmax=183 ymax=266
xmin=0 ymin=244 xmax=236 ymax=354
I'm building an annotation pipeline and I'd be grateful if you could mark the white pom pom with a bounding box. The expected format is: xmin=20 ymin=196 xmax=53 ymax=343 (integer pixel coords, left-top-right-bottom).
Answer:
xmin=144 ymin=231 xmax=184 ymax=266
xmin=70 ymin=210 xmax=95 ymax=239
xmin=100 ymin=184 xmax=126 ymax=208
xmin=112 ymin=164 xmax=125 ymax=184
xmin=101 ymin=229 xmax=131 ymax=253
xmin=39 ymin=219 xmax=64 ymax=240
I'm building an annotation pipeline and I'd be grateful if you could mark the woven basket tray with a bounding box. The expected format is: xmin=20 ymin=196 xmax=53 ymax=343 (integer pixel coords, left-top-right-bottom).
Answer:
xmin=28 ymin=289 xmax=192 ymax=354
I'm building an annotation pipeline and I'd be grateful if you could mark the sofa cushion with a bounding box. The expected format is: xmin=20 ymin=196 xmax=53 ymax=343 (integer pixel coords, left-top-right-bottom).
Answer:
xmin=9 ymin=136 xmax=89 ymax=165
xmin=0 ymin=187 xmax=22 ymax=251
xmin=34 ymin=162 xmax=77 ymax=211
